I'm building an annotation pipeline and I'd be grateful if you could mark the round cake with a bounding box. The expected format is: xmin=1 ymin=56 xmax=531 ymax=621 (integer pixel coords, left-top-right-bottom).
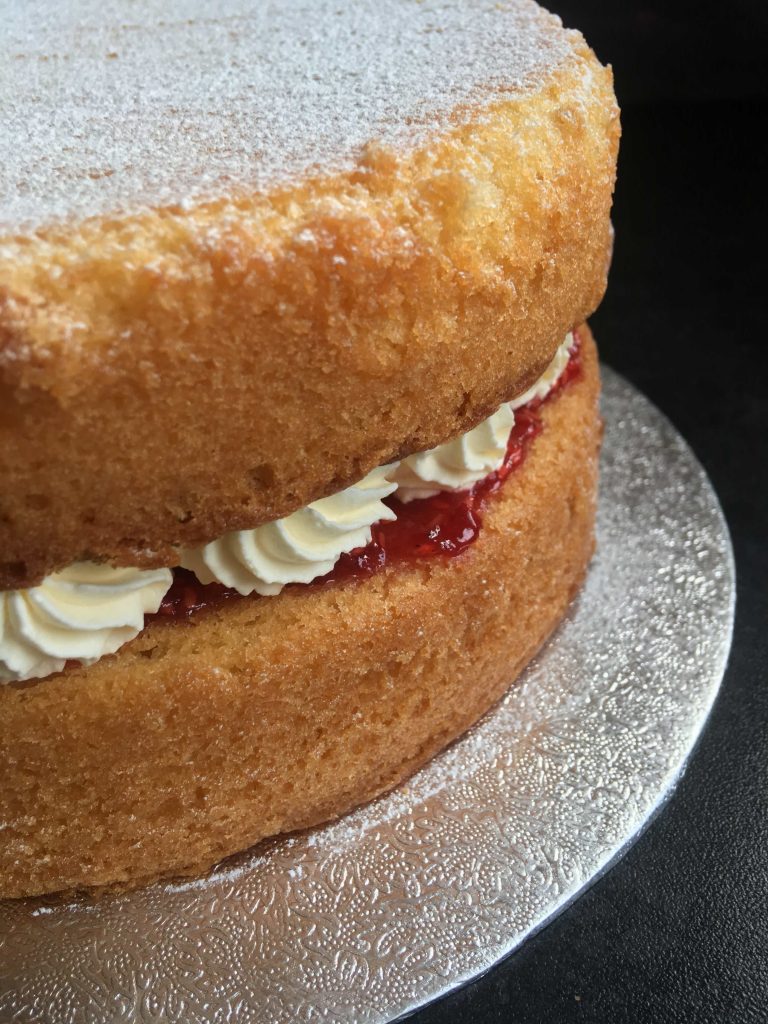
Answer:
xmin=0 ymin=0 xmax=618 ymax=898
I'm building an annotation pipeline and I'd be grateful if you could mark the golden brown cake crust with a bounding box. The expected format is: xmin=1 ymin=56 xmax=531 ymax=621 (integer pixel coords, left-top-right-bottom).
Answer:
xmin=0 ymin=47 xmax=618 ymax=589
xmin=0 ymin=327 xmax=600 ymax=900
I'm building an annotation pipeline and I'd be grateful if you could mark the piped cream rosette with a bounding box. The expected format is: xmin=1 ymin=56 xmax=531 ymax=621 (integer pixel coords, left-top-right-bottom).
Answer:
xmin=179 ymin=465 xmax=398 ymax=596
xmin=0 ymin=563 xmax=172 ymax=683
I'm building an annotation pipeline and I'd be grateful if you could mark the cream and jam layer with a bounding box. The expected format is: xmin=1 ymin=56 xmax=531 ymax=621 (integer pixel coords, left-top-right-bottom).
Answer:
xmin=0 ymin=333 xmax=579 ymax=683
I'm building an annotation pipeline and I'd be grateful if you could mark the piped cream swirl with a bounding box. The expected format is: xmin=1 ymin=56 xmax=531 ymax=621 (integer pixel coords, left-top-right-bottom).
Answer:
xmin=0 ymin=563 xmax=172 ymax=683
xmin=390 ymin=332 xmax=575 ymax=501
xmin=180 ymin=464 xmax=398 ymax=596
xmin=391 ymin=404 xmax=514 ymax=502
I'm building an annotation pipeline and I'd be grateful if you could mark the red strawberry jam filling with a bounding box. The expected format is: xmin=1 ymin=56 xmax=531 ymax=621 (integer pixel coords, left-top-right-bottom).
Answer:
xmin=154 ymin=333 xmax=582 ymax=621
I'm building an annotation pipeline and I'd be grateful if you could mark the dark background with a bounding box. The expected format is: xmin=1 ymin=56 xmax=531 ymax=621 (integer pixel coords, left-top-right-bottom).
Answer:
xmin=414 ymin=3 xmax=768 ymax=1022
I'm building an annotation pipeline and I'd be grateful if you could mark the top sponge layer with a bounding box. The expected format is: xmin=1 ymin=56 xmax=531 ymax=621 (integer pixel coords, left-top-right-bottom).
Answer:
xmin=1 ymin=0 xmax=574 ymax=232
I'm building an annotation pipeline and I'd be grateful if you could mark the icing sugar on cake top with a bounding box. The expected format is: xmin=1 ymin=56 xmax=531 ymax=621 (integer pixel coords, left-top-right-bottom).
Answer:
xmin=1 ymin=0 xmax=574 ymax=232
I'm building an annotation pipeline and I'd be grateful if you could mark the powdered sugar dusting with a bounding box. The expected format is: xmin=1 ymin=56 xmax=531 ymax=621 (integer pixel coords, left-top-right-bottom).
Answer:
xmin=1 ymin=0 xmax=575 ymax=232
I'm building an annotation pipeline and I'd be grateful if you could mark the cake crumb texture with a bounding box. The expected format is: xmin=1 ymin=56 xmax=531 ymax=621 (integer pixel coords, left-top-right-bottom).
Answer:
xmin=0 ymin=328 xmax=601 ymax=900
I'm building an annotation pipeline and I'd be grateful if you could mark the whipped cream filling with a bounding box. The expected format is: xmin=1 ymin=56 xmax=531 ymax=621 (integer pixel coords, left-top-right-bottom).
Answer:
xmin=0 ymin=563 xmax=172 ymax=683
xmin=391 ymin=404 xmax=514 ymax=502
xmin=391 ymin=332 xmax=575 ymax=500
xmin=179 ymin=464 xmax=398 ymax=597
xmin=1 ymin=332 xmax=575 ymax=684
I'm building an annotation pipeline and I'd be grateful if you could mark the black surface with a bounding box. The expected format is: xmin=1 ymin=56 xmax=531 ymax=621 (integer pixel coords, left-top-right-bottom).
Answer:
xmin=552 ymin=2 xmax=767 ymax=103
xmin=408 ymin=86 xmax=768 ymax=1024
